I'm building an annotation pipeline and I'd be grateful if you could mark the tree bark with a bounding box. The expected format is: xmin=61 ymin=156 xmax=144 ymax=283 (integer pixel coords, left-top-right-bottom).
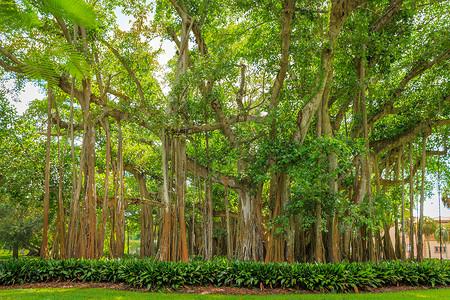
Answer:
xmin=236 ymin=186 xmax=265 ymax=261
xmin=133 ymin=172 xmax=155 ymax=258
xmin=66 ymin=77 xmax=80 ymax=259
xmin=54 ymin=103 xmax=66 ymax=259
xmin=40 ymin=87 xmax=52 ymax=260
xmin=417 ymin=134 xmax=427 ymax=262
xmin=98 ymin=117 xmax=112 ymax=257
xmin=86 ymin=119 xmax=97 ymax=259
xmin=223 ymin=179 xmax=232 ymax=260
xmin=401 ymin=147 xmax=406 ymax=260
xmin=409 ymin=142 xmax=415 ymax=260
xmin=158 ymin=132 xmax=171 ymax=261
xmin=175 ymin=136 xmax=189 ymax=262
xmin=115 ymin=119 xmax=125 ymax=258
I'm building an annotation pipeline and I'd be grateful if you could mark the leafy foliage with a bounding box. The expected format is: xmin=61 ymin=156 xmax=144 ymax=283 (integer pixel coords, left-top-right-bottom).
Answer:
xmin=1 ymin=258 xmax=449 ymax=292
xmin=0 ymin=204 xmax=42 ymax=252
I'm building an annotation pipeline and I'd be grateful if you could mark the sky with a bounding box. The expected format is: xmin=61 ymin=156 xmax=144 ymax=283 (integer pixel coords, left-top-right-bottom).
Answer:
xmin=4 ymin=8 xmax=450 ymax=219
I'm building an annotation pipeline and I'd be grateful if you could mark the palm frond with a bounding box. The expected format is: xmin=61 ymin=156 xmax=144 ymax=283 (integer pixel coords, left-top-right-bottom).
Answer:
xmin=53 ymin=42 xmax=91 ymax=79
xmin=0 ymin=0 xmax=42 ymax=32
xmin=40 ymin=0 xmax=98 ymax=28
xmin=20 ymin=57 xmax=59 ymax=86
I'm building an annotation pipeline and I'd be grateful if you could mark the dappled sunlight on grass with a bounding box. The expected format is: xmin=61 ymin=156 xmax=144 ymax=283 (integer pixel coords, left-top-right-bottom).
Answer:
xmin=0 ymin=249 xmax=30 ymax=260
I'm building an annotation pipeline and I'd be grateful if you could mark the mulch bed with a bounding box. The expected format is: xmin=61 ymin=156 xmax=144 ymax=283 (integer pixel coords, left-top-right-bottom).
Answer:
xmin=0 ymin=281 xmax=449 ymax=295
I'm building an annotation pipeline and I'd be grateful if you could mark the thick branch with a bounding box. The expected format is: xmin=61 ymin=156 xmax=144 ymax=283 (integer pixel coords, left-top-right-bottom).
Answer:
xmin=235 ymin=64 xmax=246 ymax=111
xmin=210 ymin=98 xmax=239 ymax=148
xmin=0 ymin=58 xmax=23 ymax=73
xmin=268 ymin=0 xmax=295 ymax=139
xmin=370 ymin=119 xmax=450 ymax=154
xmin=175 ymin=114 xmax=266 ymax=135
xmin=371 ymin=0 xmax=404 ymax=34
xmin=55 ymin=16 xmax=72 ymax=43
xmin=185 ymin=155 xmax=240 ymax=190
xmin=354 ymin=49 xmax=450 ymax=138
xmin=293 ymin=0 xmax=369 ymax=144
xmin=101 ymin=39 xmax=145 ymax=103
xmin=380 ymin=148 xmax=448 ymax=186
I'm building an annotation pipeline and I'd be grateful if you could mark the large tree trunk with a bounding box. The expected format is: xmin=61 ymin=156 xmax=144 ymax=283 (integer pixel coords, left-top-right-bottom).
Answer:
xmin=40 ymin=87 xmax=52 ymax=260
xmin=86 ymin=118 xmax=97 ymax=259
xmin=98 ymin=117 xmax=112 ymax=257
xmin=223 ymin=180 xmax=232 ymax=260
xmin=114 ymin=119 xmax=125 ymax=258
xmin=235 ymin=186 xmax=264 ymax=261
xmin=417 ymin=134 xmax=427 ymax=262
xmin=66 ymin=78 xmax=81 ymax=259
xmin=265 ymin=171 xmax=291 ymax=262
xmin=359 ymin=48 xmax=375 ymax=262
xmin=400 ymin=147 xmax=406 ymax=261
xmin=54 ymin=105 xmax=66 ymax=260
xmin=158 ymin=132 xmax=171 ymax=261
xmin=409 ymin=142 xmax=415 ymax=260
xmin=383 ymin=220 xmax=396 ymax=260
xmin=133 ymin=172 xmax=155 ymax=258
xmin=394 ymin=153 xmax=401 ymax=259
xmin=202 ymin=136 xmax=213 ymax=261
xmin=324 ymin=103 xmax=338 ymax=263
xmin=175 ymin=136 xmax=189 ymax=262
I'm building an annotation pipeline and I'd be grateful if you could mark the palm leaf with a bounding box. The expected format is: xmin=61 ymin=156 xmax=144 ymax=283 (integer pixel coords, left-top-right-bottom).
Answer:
xmin=53 ymin=42 xmax=91 ymax=79
xmin=39 ymin=0 xmax=98 ymax=28
xmin=0 ymin=0 xmax=42 ymax=31
xmin=20 ymin=41 xmax=91 ymax=84
xmin=20 ymin=57 xmax=59 ymax=86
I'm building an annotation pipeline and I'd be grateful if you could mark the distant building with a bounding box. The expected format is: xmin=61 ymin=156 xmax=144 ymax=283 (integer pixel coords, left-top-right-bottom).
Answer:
xmin=389 ymin=217 xmax=450 ymax=259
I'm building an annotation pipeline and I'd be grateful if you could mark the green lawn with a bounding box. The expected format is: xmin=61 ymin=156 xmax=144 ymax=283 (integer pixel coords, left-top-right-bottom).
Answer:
xmin=0 ymin=249 xmax=29 ymax=260
xmin=0 ymin=288 xmax=448 ymax=299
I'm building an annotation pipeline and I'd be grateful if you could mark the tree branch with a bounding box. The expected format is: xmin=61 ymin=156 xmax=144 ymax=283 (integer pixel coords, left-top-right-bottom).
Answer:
xmin=353 ymin=49 xmax=450 ymax=138
xmin=370 ymin=119 xmax=450 ymax=154
xmin=371 ymin=0 xmax=404 ymax=34
xmin=100 ymin=39 xmax=145 ymax=103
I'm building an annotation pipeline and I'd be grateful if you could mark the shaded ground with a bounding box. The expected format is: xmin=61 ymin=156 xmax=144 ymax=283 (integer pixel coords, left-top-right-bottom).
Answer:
xmin=1 ymin=282 xmax=448 ymax=296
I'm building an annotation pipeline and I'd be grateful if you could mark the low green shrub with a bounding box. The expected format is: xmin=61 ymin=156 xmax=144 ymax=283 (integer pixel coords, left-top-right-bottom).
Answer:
xmin=0 ymin=258 xmax=449 ymax=292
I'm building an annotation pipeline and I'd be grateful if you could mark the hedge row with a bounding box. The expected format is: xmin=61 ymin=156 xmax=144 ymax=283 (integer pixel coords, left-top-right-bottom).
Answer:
xmin=1 ymin=258 xmax=449 ymax=292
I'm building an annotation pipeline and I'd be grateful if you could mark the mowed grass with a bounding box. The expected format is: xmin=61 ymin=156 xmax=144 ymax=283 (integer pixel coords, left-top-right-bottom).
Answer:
xmin=0 ymin=287 xmax=448 ymax=299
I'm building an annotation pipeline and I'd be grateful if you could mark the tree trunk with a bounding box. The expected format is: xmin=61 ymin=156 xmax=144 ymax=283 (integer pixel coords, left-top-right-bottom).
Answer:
xmin=401 ymin=147 xmax=406 ymax=260
xmin=395 ymin=218 xmax=401 ymax=259
xmin=66 ymin=78 xmax=81 ymax=259
xmin=417 ymin=134 xmax=427 ymax=262
xmin=40 ymin=87 xmax=52 ymax=260
xmin=265 ymin=171 xmax=290 ymax=262
xmin=409 ymin=142 xmax=415 ymax=260
xmin=98 ymin=117 xmax=112 ymax=257
xmin=115 ymin=119 xmax=125 ymax=258
xmin=235 ymin=186 xmax=264 ymax=261
xmin=383 ymin=220 xmax=396 ymax=260
xmin=53 ymin=103 xmax=67 ymax=259
xmin=86 ymin=119 xmax=97 ymax=259
xmin=202 ymin=124 xmax=213 ymax=260
xmin=158 ymin=132 xmax=171 ymax=261
xmin=133 ymin=172 xmax=154 ymax=258
xmin=223 ymin=180 xmax=232 ymax=260
xmin=175 ymin=136 xmax=189 ymax=262
xmin=394 ymin=156 xmax=401 ymax=259
xmin=13 ymin=245 xmax=19 ymax=259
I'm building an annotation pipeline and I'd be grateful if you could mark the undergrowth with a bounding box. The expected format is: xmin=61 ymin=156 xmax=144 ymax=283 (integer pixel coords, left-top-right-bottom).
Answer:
xmin=1 ymin=258 xmax=449 ymax=293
